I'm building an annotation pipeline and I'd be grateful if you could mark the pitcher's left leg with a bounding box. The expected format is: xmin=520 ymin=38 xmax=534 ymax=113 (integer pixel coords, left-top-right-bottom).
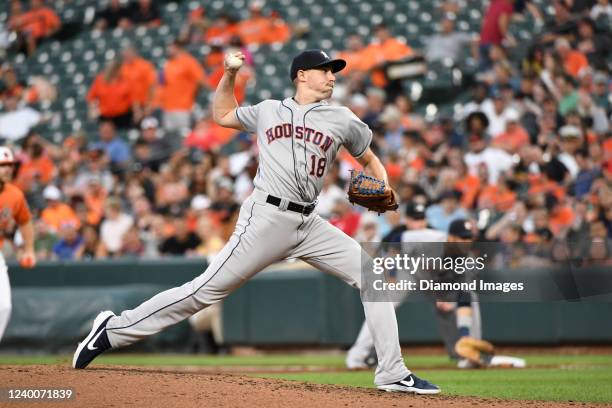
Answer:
xmin=292 ymin=215 xmax=439 ymax=393
xmin=346 ymin=299 xmax=402 ymax=370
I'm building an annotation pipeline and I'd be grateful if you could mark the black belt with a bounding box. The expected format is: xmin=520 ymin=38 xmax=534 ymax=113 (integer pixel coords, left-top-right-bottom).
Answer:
xmin=266 ymin=195 xmax=316 ymax=215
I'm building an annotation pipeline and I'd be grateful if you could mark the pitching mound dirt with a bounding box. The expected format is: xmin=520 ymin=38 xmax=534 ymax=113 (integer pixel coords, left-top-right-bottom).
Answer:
xmin=0 ymin=365 xmax=604 ymax=408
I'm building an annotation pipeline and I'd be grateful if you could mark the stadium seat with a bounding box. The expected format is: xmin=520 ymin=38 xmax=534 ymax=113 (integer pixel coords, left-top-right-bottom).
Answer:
xmin=43 ymin=63 xmax=54 ymax=75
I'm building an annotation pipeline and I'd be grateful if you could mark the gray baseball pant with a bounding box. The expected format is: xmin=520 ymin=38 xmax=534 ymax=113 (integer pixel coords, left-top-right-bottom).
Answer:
xmin=105 ymin=189 xmax=410 ymax=385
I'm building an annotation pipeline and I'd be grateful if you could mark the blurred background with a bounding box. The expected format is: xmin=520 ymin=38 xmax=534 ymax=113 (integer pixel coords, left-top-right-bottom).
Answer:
xmin=0 ymin=0 xmax=611 ymax=354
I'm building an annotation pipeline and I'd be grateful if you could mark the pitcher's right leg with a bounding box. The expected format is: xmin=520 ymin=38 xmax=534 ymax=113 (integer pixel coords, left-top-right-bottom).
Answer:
xmin=292 ymin=215 xmax=440 ymax=394
xmin=291 ymin=216 xmax=409 ymax=385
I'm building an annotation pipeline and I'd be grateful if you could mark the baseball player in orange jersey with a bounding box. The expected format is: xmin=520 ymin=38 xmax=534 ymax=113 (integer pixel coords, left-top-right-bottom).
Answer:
xmin=0 ymin=146 xmax=36 ymax=343
xmin=73 ymin=49 xmax=440 ymax=394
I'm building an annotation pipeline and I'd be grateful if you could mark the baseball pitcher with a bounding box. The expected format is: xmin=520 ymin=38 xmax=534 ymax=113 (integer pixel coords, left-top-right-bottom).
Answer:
xmin=72 ymin=49 xmax=440 ymax=394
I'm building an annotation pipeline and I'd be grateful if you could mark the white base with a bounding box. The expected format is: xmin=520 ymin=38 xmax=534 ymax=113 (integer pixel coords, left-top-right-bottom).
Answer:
xmin=490 ymin=355 xmax=527 ymax=368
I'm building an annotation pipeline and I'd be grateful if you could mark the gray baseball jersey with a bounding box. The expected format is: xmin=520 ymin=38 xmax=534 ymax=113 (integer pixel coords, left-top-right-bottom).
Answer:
xmin=236 ymin=97 xmax=372 ymax=203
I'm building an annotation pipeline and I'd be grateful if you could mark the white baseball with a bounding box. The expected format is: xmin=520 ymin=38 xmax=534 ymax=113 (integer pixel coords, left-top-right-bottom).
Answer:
xmin=226 ymin=53 xmax=243 ymax=69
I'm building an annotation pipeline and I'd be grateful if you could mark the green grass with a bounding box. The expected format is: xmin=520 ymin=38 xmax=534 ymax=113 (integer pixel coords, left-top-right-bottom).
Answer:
xmin=2 ymin=353 xmax=612 ymax=368
xmin=258 ymin=368 xmax=612 ymax=404
xmin=2 ymin=353 xmax=612 ymax=403
xmin=0 ymin=354 xmax=453 ymax=367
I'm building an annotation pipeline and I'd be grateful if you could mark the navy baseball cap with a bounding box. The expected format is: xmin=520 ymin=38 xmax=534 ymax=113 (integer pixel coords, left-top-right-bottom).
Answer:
xmin=448 ymin=219 xmax=474 ymax=239
xmin=290 ymin=49 xmax=346 ymax=81
xmin=405 ymin=202 xmax=426 ymax=220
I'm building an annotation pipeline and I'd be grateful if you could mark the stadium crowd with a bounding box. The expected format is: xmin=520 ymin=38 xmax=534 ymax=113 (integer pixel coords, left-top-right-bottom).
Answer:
xmin=0 ymin=0 xmax=610 ymax=265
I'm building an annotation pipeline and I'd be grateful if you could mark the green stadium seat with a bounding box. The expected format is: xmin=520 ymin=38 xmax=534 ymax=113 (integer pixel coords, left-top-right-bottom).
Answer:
xmin=43 ymin=63 xmax=54 ymax=75
xmin=88 ymin=61 xmax=101 ymax=74
xmin=457 ymin=20 xmax=471 ymax=32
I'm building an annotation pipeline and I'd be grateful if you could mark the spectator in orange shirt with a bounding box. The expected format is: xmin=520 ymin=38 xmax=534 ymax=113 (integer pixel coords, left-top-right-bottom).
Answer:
xmin=555 ymin=37 xmax=589 ymax=78
xmin=40 ymin=185 xmax=81 ymax=233
xmin=362 ymin=24 xmax=414 ymax=90
xmin=477 ymin=177 xmax=517 ymax=212
xmin=204 ymin=43 xmax=225 ymax=71
xmin=491 ymin=109 xmax=530 ymax=153
xmin=15 ymin=134 xmax=56 ymax=192
xmin=158 ymin=40 xmax=207 ymax=135
xmin=336 ymin=35 xmax=368 ymax=75
xmin=236 ymin=1 xmax=290 ymax=45
xmin=363 ymin=24 xmax=414 ymax=69
xmin=120 ymin=46 xmax=156 ymax=122
xmin=87 ymin=60 xmax=135 ymax=129
xmin=203 ymin=14 xmax=238 ymax=46
xmin=83 ymin=177 xmax=107 ymax=226
xmin=9 ymin=0 xmax=61 ymax=55
xmin=546 ymin=193 xmax=575 ymax=236
xmin=454 ymin=162 xmax=481 ymax=209
xmin=266 ymin=10 xmax=291 ymax=44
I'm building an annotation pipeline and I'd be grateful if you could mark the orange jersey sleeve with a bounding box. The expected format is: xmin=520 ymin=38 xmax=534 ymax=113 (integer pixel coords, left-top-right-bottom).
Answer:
xmin=0 ymin=183 xmax=31 ymax=230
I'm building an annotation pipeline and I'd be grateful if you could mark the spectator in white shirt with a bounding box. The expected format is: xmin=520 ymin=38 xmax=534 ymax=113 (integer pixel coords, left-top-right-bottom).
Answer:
xmin=481 ymin=91 xmax=517 ymax=137
xmin=591 ymin=0 xmax=612 ymax=20
xmin=556 ymin=125 xmax=582 ymax=180
xmin=460 ymin=82 xmax=491 ymax=121
xmin=464 ymin=131 xmax=514 ymax=185
xmin=100 ymin=197 xmax=134 ymax=256
xmin=0 ymin=95 xmax=41 ymax=141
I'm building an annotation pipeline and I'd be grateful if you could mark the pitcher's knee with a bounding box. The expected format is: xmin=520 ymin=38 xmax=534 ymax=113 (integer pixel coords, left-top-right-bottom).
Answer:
xmin=192 ymin=284 xmax=233 ymax=308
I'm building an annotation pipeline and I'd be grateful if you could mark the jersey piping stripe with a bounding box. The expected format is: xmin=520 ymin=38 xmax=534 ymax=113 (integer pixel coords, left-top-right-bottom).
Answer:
xmin=106 ymin=201 xmax=257 ymax=332
xmin=301 ymin=104 xmax=323 ymax=202
xmin=234 ymin=108 xmax=248 ymax=131
xmin=354 ymin=131 xmax=373 ymax=158
xmin=281 ymin=100 xmax=307 ymax=201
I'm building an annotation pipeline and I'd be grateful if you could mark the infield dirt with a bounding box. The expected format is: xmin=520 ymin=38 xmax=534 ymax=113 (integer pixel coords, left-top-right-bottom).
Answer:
xmin=1 ymin=365 xmax=608 ymax=408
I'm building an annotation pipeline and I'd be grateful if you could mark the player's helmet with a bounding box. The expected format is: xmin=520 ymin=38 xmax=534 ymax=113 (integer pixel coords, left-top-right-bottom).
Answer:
xmin=0 ymin=146 xmax=16 ymax=164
